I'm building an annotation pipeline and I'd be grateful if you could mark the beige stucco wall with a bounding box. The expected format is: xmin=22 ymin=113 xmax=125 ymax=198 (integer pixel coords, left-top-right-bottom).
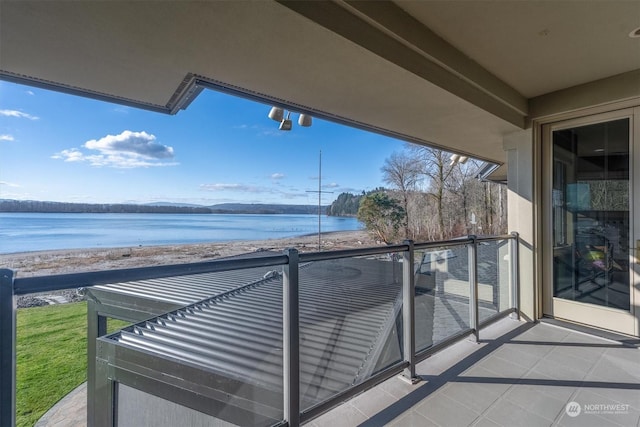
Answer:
xmin=504 ymin=129 xmax=536 ymax=321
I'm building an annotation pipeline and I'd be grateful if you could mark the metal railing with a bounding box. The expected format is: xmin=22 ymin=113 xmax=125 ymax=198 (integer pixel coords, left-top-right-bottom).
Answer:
xmin=0 ymin=233 xmax=520 ymax=427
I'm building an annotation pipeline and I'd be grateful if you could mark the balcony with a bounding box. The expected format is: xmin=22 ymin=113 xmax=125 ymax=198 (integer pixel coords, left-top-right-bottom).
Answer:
xmin=2 ymin=234 xmax=639 ymax=426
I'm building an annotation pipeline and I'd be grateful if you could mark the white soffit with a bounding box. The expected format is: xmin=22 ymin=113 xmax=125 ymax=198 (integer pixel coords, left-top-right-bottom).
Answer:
xmin=1 ymin=1 xmax=535 ymax=163
xmin=394 ymin=0 xmax=640 ymax=98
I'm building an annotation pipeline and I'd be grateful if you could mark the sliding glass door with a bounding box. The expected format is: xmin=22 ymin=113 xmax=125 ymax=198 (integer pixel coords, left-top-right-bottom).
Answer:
xmin=543 ymin=109 xmax=639 ymax=335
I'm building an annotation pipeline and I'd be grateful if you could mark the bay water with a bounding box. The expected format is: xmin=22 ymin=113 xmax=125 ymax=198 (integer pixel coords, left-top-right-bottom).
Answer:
xmin=0 ymin=213 xmax=362 ymax=254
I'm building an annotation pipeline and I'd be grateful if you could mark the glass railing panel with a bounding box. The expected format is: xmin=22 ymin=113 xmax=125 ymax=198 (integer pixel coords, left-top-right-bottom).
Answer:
xmin=414 ymin=244 xmax=471 ymax=352
xmin=92 ymin=264 xmax=287 ymax=427
xmin=15 ymin=291 xmax=89 ymax=427
xmin=298 ymin=253 xmax=403 ymax=411
xmin=477 ymin=239 xmax=512 ymax=322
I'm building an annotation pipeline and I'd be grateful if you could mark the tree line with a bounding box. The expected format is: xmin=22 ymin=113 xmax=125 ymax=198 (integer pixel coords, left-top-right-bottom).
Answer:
xmin=0 ymin=200 xmax=214 ymax=214
xmin=329 ymin=147 xmax=507 ymax=243
xmin=0 ymin=200 xmax=322 ymax=215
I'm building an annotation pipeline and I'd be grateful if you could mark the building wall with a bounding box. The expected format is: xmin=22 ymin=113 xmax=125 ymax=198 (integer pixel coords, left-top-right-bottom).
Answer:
xmin=504 ymin=128 xmax=536 ymax=321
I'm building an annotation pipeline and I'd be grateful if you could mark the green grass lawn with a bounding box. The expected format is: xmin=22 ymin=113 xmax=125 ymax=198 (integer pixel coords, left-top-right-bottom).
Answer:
xmin=16 ymin=302 xmax=129 ymax=427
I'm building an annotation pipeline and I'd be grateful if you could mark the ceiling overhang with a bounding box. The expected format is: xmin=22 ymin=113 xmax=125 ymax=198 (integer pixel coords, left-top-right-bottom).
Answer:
xmin=1 ymin=0 xmax=638 ymax=168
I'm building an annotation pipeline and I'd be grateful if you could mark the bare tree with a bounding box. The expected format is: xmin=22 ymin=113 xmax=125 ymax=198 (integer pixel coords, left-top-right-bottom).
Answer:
xmin=410 ymin=147 xmax=456 ymax=239
xmin=381 ymin=151 xmax=422 ymax=239
xmin=446 ymin=159 xmax=482 ymax=234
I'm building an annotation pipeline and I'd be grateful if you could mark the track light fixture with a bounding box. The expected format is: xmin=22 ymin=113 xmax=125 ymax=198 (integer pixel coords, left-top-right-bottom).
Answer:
xmin=279 ymin=112 xmax=293 ymax=131
xmin=268 ymin=107 xmax=312 ymax=131
xmin=450 ymin=154 xmax=469 ymax=166
xmin=268 ymin=106 xmax=284 ymax=122
xmin=298 ymin=113 xmax=312 ymax=127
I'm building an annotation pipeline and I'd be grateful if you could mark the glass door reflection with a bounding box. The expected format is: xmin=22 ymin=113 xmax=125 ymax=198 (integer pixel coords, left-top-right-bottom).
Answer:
xmin=552 ymin=118 xmax=630 ymax=311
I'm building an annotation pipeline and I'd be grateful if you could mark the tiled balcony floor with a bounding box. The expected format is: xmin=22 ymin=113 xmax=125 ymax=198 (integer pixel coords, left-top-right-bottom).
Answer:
xmin=37 ymin=317 xmax=640 ymax=426
xmin=309 ymin=318 xmax=640 ymax=427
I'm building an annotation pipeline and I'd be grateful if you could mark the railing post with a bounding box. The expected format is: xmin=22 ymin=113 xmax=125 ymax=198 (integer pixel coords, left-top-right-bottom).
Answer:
xmin=1 ymin=269 xmax=16 ymax=427
xmin=401 ymin=240 xmax=420 ymax=384
xmin=510 ymin=232 xmax=521 ymax=320
xmin=468 ymin=236 xmax=479 ymax=343
xmin=87 ymin=297 xmax=107 ymax=427
xmin=283 ymin=249 xmax=300 ymax=427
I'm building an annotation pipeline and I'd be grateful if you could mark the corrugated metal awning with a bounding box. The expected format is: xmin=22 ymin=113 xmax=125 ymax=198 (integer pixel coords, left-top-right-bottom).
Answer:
xmin=104 ymin=257 xmax=402 ymax=412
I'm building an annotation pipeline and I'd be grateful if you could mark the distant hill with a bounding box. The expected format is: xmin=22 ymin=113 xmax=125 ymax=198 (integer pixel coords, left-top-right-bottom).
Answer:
xmin=0 ymin=199 xmax=327 ymax=215
xmin=209 ymin=203 xmax=324 ymax=215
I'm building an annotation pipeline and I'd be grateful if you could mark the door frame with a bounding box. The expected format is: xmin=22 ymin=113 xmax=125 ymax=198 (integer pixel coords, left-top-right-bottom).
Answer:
xmin=541 ymin=107 xmax=639 ymax=336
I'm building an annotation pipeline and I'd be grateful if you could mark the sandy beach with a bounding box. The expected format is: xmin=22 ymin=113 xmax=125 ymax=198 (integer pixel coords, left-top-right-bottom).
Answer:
xmin=1 ymin=230 xmax=379 ymax=278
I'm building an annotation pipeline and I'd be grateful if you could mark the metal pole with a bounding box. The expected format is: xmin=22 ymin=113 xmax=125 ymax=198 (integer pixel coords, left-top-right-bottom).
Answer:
xmin=87 ymin=299 xmax=107 ymax=427
xmin=468 ymin=236 xmax=479 ymax=342
xmin=318 ymin=150 xmax=321 ymax=251
xmin=510 ymin=232 xmax=521 ymax=320
xmin=401 ymin=241 xmax=419 ymax=383
xmin=283 ymin=249 xmax=300 ymax=427
xmin=0 ymin=269 xmax=16 ymax=427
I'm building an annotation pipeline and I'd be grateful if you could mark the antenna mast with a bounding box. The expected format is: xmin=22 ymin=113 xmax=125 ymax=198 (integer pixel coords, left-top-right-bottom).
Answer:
xmin=306 ymin=150 xmax=332 ymax=251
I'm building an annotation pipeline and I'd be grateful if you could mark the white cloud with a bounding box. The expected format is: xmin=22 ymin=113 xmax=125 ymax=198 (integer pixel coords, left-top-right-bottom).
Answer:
xmin=199 ymin=183 xmax=307 ymax=201
xmin=26 ymin=90 xmax=35 ymax=96
xmin=0 ymin=109 xmax=39 ymax=120
xmin=324 ymin=182 xmax=340 ymax=188
xmin=84 ymin=130 xmax=173 ymax=159
xmin=200 ymin=183 xmax=262 ymax=193
xmin=270 ymin=173 xmax=285 ymax=180
xmin=53 ymin=130 xmax=177 ymax=168
xmin=0 ymin=181 xmax=20 ymax=188
xmin=0 ymin=134 xmax=14 ymax=141
xmin=51 ymin=149 xmax=84 ymax=163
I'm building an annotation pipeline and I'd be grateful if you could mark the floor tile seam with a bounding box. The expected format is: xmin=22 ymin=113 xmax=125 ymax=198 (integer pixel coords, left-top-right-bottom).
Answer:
xmin=545 ymin=321 xmax=627 ymax=345
xmin=500 ymin=387 xmax=569 ymax=424
xmin=601 ymin=347 xmax=640 ymax=368
xmin=405 ymin=409 xmax=442 ymax=427
xmin=585 ymin=372 xmax=640 ymax=391
xmin=348 ymin=401 xmax=369 ymax=421
xmin=468 ymin=416 xmax=500 ymax=427
xmin=415 ymin=391 xmax=482 ymax=425
xmin=487 ymin=350 xmax=548 ymax=370
xmin=514 ymin=324 xmax=571 ymax=342
xmin=438 ymin=382 xmax=505 ymax=415
xmin=588 ymin=411 xmax=634 ymax=427
xmin=474 ymin=346 xmax=541 ymax=380
xmin=607 ymin=412 xmax=640 ymax=427
xmin=526 ymin=352 xmax=592 ymax=382
xmin=471 ymin=378 xmax=520 ymax=422
xmin=546 ymin=344 xmax=610 ymax=365
xmin=507 ymin=358 xmax=579 ymax=425
xmin=494 ymin=340 xmax=556 ymax=357
xmin=576 ymin=341 xmax=617 ymax=392
xmin=551 ymin=388 xmax=581 ymax=425
xmin=480 ymin=394 xmax=557 ymax=427
xmin=579 ymin=386 xmax=640 ymax=412
xmin=377 ymin=383 xmax=413 ymax=401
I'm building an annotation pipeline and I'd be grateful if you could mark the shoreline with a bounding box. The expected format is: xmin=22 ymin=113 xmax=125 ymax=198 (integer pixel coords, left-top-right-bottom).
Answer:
xmin=2 ymin=230 xmax=379 ymax=278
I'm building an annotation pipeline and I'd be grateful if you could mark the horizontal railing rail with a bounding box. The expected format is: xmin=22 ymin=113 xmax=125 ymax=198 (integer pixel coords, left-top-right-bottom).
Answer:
xmin=0 ymin=233 xmax=520 ymax=427
xmin=9 ymin=255 xmax=290 ymax=296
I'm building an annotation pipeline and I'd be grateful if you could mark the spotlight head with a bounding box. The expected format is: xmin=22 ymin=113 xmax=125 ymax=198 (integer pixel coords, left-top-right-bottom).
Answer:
xmin=268 ymin=106 xmax=284 ymax=122
xmin=279 ymin=119 xmax=292 ymax=131
xmin=298 ymin=114 xmax=312 ymax=127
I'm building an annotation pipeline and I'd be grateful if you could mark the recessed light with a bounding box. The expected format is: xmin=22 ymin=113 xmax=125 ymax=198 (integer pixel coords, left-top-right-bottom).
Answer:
xmin=629 ymin=26 xmax=640 ymax=38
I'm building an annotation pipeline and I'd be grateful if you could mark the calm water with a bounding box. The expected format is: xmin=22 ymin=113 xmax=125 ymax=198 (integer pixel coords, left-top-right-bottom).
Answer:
xmin=0 ymin=213 xmax=362 ymax=253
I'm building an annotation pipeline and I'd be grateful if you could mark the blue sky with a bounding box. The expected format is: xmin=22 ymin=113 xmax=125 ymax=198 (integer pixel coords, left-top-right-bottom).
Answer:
xmin=0 ymin=81 xmax=407 ymax=206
